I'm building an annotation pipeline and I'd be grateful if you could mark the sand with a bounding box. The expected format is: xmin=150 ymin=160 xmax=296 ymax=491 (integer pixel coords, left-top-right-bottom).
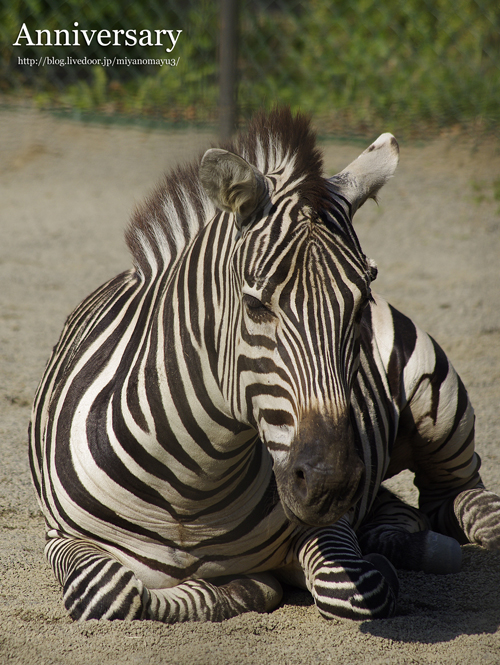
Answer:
xmin=1 ymin=108 xmax=500 ymax=664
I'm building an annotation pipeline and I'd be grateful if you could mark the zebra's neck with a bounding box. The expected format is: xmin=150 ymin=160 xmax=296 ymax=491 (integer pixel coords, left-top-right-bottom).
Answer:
xmin=123 ymin=212 xmax=262 ymax=489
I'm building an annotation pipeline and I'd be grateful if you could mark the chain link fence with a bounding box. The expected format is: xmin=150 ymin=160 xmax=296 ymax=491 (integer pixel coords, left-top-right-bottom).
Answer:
xmin=1 ymin=0 xmax=499 ymax=138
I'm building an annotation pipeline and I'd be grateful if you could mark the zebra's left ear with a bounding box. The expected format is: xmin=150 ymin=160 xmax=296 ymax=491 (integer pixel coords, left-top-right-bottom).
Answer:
xmin=329 ymin=133 xmax=399 ymax=215
xmin=200 ymin=149 xmax=269 ymax=229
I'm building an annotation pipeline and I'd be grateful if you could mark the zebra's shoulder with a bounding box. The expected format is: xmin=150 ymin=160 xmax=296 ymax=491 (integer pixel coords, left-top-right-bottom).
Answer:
xmin=125 ymin=108 xmax=327 ymax=277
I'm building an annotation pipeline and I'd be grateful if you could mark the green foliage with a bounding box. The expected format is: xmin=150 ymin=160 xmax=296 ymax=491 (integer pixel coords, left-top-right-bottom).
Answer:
xmin=237 ymin=0 xmax=500 ymax=133
xmin=1 ymin=0 xmax=499 ymax=133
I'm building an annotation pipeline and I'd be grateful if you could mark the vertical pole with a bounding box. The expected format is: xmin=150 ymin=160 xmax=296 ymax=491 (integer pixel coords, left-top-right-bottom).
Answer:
xmin=219 ymin=0 xmax=239 ymax=141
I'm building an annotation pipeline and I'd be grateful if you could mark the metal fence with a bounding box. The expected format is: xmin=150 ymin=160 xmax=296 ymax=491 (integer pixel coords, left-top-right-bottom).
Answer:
xmin=1 ymin=0 xmax=499 ymax=138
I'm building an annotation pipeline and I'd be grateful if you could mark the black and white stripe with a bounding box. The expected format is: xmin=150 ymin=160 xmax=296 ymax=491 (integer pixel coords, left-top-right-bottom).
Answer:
xmin=29 ymin=108 xmax=500 ymax=623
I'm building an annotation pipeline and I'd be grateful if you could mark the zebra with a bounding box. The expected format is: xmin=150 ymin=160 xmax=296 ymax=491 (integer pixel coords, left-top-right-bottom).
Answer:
xmin=29 ymin=108 xmax=500 ymax=623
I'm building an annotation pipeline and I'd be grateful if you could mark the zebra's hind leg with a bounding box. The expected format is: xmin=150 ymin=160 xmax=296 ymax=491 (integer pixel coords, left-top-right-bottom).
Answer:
xmin=46 ymin=534 xmax=144 ymax=620
xmin=357 ymin=487 xmax=462 ymax=575
xmin=422 ymin=486 xmax=500 ymax=551
xmin=454 ymin=488 xmax=500 ymax=549
xmin=46 ymin=533 xmax=282 ymax=622
xmin=284 ymin=517 xmax=399 ymax=620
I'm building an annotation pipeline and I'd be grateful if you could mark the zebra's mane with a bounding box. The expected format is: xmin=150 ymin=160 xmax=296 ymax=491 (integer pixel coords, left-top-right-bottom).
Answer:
xmin=126 ymin=108 xmax=326 ymax=276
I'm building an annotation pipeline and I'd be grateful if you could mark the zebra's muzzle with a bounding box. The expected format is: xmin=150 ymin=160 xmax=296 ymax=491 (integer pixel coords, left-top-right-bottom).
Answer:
xmin=274 ymin=414 xmax=365 ymax=527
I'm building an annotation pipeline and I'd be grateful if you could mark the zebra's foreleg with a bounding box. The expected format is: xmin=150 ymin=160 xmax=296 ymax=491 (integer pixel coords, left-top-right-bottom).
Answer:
xmin=46 ymin=534 xmax=282 ymax=622
xmin=357 ymin=487 xmax=462 ymax=574
xmin=287 ymin=517 xmax=399 ymax=620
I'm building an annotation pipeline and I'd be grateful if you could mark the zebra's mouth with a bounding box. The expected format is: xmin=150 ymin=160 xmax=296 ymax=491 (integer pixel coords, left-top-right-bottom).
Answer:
xmin=281 ymin=500 xmax=346 ymax=528
xmin=281 ymin=501 xmax=322 ymax=527
xmin=279 ymin=472 xmax=365 ymax=528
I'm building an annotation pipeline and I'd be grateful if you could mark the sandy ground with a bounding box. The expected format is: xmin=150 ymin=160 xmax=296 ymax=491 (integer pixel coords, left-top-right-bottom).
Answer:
xmin=1 ymin=108 xmax=500 ymax=664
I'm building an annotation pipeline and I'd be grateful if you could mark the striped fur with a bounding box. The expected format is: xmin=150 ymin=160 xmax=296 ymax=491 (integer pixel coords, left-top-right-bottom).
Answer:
xmin=29 ymin=109 xmax=500 ymax=623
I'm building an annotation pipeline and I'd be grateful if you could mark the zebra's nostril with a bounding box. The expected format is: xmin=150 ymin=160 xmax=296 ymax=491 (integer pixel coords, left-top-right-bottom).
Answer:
xmin=293 ymin=467 xmax=308 ymax=502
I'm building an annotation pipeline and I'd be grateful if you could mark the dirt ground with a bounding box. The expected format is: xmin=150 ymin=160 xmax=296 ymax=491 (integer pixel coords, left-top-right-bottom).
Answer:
xmin=1 ymin=108 xmax=500 ymax=664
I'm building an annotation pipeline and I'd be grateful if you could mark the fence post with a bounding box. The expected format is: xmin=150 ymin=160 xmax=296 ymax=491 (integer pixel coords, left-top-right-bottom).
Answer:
xmin=219 ymin=0 xmax=239 ymax=141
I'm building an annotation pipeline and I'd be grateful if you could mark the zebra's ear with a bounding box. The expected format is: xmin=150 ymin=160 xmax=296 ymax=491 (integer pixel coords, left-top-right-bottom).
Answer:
xmin=329 ymin=133 xmax=399 ymax=215
xmin=199 ymin=149 xmax=269 ymax=229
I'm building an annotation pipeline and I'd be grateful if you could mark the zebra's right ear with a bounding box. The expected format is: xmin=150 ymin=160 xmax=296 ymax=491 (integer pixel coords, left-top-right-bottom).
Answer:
xmin=199 ymin=149 xmax=269 ymax=229
xmin=328 ymin=133 xmax=399 ymax=215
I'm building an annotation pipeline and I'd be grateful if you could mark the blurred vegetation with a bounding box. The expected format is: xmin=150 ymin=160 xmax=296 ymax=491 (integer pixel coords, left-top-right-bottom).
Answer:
xmin=1 ymin=0 xmax=499 ymax=136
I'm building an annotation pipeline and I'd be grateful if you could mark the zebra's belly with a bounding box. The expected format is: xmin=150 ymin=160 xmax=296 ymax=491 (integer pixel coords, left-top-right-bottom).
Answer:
xmin=48 ymin=450 xmax=297 ymax=589
xmin=53 ymin=502 xmax=296 ymax=589
xmin=102 ymin=513 xmax=296 ymax=589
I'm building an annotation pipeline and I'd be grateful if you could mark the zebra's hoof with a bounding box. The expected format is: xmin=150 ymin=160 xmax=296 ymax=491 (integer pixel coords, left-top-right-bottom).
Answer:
xmin=421 ymin=531 xmax=462 ymax=575
xmin=364 ymin=553 xmax=400 ymax=597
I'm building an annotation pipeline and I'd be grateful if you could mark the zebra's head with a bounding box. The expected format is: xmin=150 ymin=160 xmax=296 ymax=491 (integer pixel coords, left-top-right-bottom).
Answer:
xmin=200 ymin=110 xmax=399 ymax=527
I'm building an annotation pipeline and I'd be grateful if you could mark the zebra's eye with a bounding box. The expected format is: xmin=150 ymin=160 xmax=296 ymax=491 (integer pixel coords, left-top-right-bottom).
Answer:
xmin=243 ymin=294 xmax=274 ymax=322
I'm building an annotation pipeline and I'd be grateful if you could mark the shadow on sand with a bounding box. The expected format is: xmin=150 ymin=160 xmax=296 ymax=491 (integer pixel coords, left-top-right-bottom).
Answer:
xmin=360 ymin=546 xmax=500 ymax=643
